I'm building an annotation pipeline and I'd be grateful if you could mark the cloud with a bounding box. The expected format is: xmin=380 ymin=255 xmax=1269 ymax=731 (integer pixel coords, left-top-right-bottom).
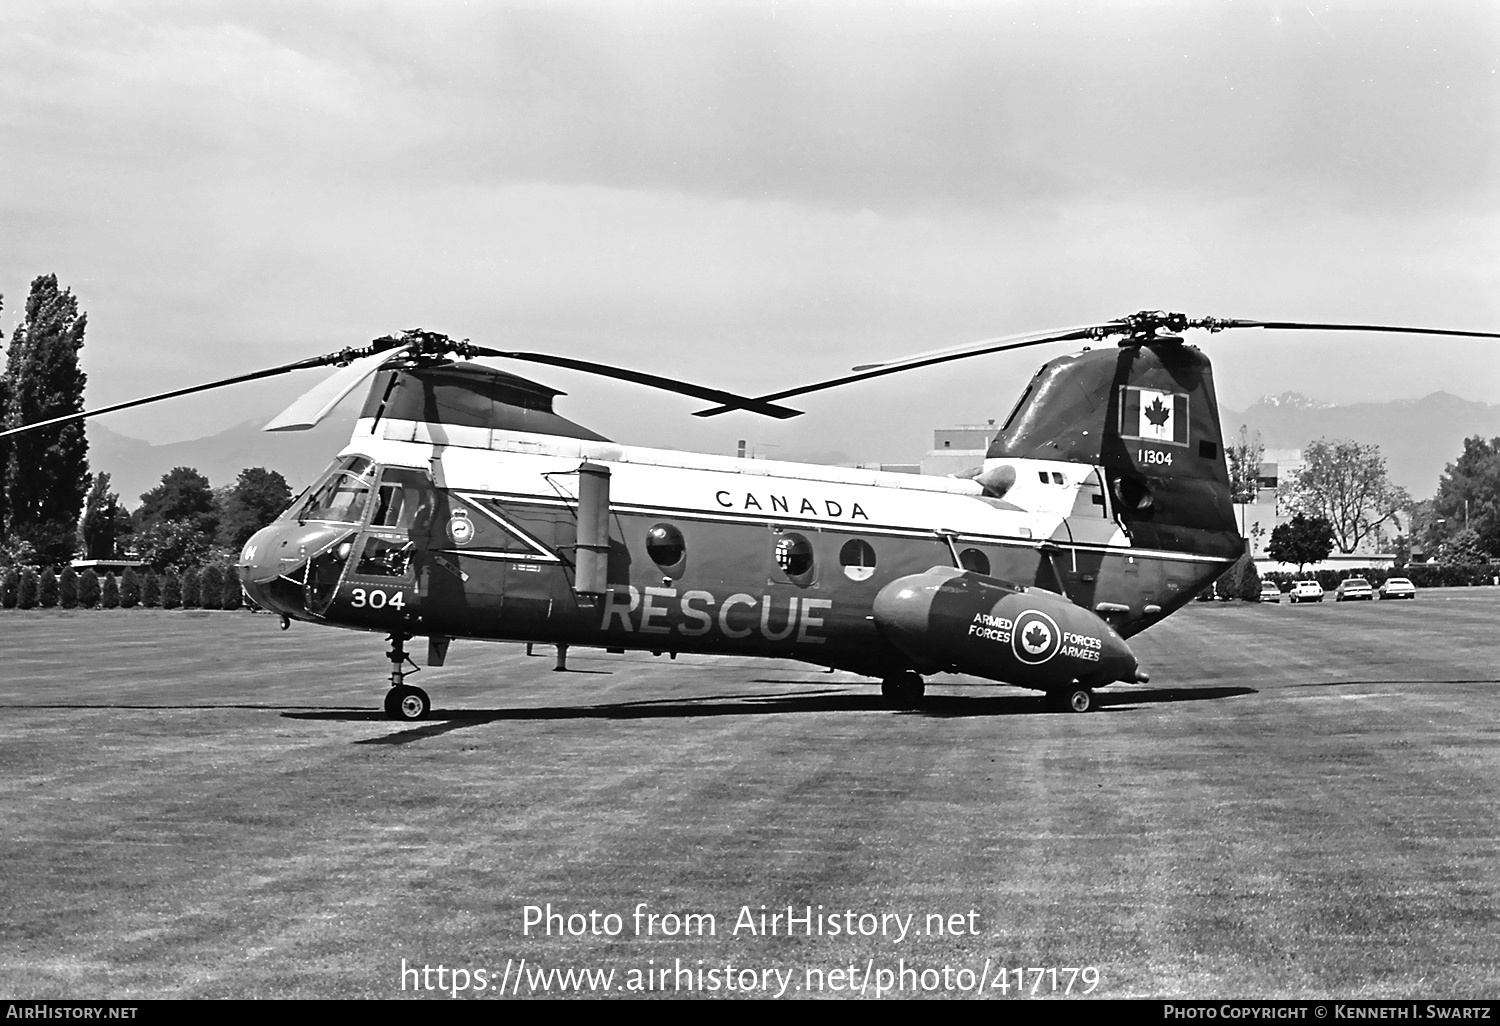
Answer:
xmin=0 ymin=0 xmax=1496 ymax=458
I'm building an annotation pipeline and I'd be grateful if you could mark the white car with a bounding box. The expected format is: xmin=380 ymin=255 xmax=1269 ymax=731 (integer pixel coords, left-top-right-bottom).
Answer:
xmin=1334 ymin=577 xmax=1374 ymax=601
xmin=1259 ymin=582 xmax=1283 ymax=603
xmin=1289 ymin=580 xmax=1324 ymax=603
xmin=1379 ymin=577 xmax=1417 ymax=600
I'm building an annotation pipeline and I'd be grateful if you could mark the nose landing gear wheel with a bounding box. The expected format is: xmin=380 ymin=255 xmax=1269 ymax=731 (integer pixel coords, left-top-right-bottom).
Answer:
xmin=385 ymin=684 xmax=430 ymax=721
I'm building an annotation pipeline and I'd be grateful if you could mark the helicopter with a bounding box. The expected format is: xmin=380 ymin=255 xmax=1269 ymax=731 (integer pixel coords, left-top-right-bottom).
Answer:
xmin=7 ymin=310 xmax=1499 ymax=719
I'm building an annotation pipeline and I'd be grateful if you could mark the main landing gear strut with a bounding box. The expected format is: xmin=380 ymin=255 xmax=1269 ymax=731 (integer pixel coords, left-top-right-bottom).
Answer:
xmin=382 ymin=633 xmax=430 ymax=721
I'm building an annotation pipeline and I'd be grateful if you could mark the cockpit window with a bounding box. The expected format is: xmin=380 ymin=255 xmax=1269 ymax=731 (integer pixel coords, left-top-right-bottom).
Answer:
xmin=300 ymin=456 xmax=376 ymax=524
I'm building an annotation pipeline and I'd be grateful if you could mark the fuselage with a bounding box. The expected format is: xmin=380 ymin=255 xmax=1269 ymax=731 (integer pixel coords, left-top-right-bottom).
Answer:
xmin=239 ymin=413 xmax=1227 ymax=688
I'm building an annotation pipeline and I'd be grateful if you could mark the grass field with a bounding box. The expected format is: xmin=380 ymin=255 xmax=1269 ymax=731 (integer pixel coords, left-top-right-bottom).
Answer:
xmin=1 ymin=592 xmax=1497 ymax=999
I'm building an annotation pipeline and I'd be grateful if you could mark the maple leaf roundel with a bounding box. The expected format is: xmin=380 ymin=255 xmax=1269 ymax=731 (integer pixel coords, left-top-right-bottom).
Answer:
xmin=1143 ymin=396 xmax=1172 ymax=428
xmin=1011 ymin=609 xmax=1062 ymax=665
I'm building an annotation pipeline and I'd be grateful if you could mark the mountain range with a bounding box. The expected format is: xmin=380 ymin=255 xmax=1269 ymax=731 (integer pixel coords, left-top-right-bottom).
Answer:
xmin=1223 ymin=391 xmax=1500 ymax=496
xmin=86 ymin=411 xmax=362 ymax=506
xmin=83 ymin=391 xmax=1500 ymax=509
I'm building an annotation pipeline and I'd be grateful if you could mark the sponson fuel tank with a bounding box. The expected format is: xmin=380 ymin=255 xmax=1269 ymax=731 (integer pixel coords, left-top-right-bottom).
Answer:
xmin=873 ymin=567 xmax=1143 ymax=690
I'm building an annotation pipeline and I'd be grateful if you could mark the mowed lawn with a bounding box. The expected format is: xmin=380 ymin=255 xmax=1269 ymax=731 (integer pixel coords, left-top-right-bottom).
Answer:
xmin=0 ymin=593 xmax=1497 ymax=999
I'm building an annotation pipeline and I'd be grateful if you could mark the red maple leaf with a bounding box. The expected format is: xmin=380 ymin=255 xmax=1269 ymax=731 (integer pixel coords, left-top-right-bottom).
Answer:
xmin=1144 ymin=396 xmax=1172 ymax=428
xmin=1024 ymin=623 xmax=1049 ymax=650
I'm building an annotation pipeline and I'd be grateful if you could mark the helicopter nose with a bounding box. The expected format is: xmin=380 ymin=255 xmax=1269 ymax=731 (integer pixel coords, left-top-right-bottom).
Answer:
xmin=238 ymin=522 xmax=347 ymax=585
xmin=237 ymin=522 xmax=352 ymax=617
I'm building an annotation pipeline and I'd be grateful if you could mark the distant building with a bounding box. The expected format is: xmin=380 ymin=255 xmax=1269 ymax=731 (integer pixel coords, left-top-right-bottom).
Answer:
xmin=1236 ymin=448 xmax=1399 ymax=564
xmin=921 ymin=420 xmax=1000 ymax=477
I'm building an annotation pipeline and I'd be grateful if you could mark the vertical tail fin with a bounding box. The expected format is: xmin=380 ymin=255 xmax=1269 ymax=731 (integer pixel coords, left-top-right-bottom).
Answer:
xmin=987 ymin=340 xmax=1242 ymax=560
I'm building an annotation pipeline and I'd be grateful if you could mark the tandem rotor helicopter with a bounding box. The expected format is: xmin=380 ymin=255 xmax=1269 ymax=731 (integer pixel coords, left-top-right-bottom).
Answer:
xmin=7 ymin=311 xmax=1500 ymax=718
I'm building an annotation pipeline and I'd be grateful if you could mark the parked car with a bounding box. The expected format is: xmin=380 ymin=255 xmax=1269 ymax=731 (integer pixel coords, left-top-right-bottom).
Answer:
xmin=1289 ymin=580 xmax=1324 ymax=603
xmin=1259 ymin=582 xmax=1283 ymax=603
xmin=1334 ymin=577 xmax=1374 ymax=601
xmin=1378 ymin=577 xmax=1418 ymax=600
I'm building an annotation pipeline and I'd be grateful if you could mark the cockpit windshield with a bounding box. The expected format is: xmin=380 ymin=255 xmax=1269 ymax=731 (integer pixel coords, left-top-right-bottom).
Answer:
xmin=299 ymin=456 xmax=375 ymax=524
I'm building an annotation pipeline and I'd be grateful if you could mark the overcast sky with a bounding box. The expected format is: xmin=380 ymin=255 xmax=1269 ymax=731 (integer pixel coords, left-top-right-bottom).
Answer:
xmin=1 ymin=1 xmax=1497 ymax=462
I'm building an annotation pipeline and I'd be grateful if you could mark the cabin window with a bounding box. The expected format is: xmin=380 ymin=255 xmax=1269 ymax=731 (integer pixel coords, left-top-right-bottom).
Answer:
xmin=959 ymin=548 xmax=990 ymax=575
xmin=839 ymin=539 xmax=877 ymax=581
xmin=646 ymin=523 xmax=687 ymax=572
xmin=775 ymin=532 xmax=815 ymax=584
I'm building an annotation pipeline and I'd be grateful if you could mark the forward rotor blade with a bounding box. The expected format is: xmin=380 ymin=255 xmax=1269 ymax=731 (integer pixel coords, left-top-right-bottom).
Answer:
xmin=0 ymin=351 xmax=351 ymax=441
xmin=263 ymin=344 xmax=410 ymax=431
xmin=466 ymin=346 xmax=803 ymax=419
xmin=692 ymin=321 xmax=1120 ymax=417
xmin=1196 ymin=317 xmax=1500 ymax=341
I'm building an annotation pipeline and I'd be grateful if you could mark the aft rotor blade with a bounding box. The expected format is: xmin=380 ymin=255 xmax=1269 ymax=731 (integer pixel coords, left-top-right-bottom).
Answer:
xmin=466 ymin=346 xmax=803 ymax=419
xmin=263 ymin=344 xmax=411 ymax=431
xmin=692 ymin=321 xmax=1120 ymax=417
xmin=0 ymin=351 xmax=352 ymax=440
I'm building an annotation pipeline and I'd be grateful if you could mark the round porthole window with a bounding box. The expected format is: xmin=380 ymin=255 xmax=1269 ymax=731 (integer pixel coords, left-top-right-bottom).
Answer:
xmin=646 ymin=523 xmax=686 ymax=572
xmin=839 ymin=539 xmax=877 ymax=581
xmin=774 ymin=532 xmax=815 ymax=583
xmin=959 ymin=547 xmax=990 ymax=575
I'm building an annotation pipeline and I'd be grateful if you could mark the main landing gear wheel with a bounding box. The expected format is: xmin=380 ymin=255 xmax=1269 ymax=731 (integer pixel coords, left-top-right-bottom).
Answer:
xmin=385 ymin=684 xmax=430 ymax=721
xmin=881 ymin=672 xmax=926 ymax=709
xmin=382 ymin=633 xmax=429 ymax=720
xmin=1045 ymin=686 xmax=1095 ymax=713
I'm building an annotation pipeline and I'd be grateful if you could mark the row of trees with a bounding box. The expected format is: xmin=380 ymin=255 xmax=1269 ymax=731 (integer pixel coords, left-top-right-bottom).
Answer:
xmin=1231 ymin=425 xmax=1500 ymax=568
xmin=79 ymin=465 xmax=292 ymax=574
xmin=1 ymin=565 xmax=245 ymax=609
xmin=0 ymin=272 xmax=293 ymax=575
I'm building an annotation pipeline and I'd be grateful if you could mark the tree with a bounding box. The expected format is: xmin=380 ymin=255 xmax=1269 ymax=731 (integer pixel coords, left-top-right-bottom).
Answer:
xmin=77 ymin=568 xmax=100 ymax=608
xmin=58 ymin=567 xmax=78 ymax=608
xmin=1227 ymin=425 xmax=1265 ymax=505
xmin=78 ymin=472 xmax=130 ymax=560
xmin=160 ymin=572 xmax=181 ymax=609
xmin=136 ymin=467 xmax=218 ymax=536
xmin=38 ymin=569 xmax=58 ymax=608
xmin=217 ymin=468 xmax=292 ymax=550
xmin=141 ymin=572 xmax=161 ymax=608
xmin=0 ymin=534 xmax=37 ymax=570
xmin=222 ymin=566 xmax=243 ymax=610
xmin=180 ymin=568 xmax=201 ymax=609
xmin=1287 ymin=438 xmax=1409 ymax=554
xmin=132 ymin=518 xmax=214 ymax=574
xmin=2 ymin=275 xmax=90 ymax=563
xmin=199 ymin=563 xmax=224 ymax=610
xmin=1432 ymin=436 xmax=1500 ymax=558
xmin=1267 ymin=513 xmax=1334 ymax=573
xmin=1438 ymin=527 xmax=1487 ymax=566
xmin=16 ymin=568 xmax=37 ymax=608
xmin=119 ymin=567 xmax=141 ymax=608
